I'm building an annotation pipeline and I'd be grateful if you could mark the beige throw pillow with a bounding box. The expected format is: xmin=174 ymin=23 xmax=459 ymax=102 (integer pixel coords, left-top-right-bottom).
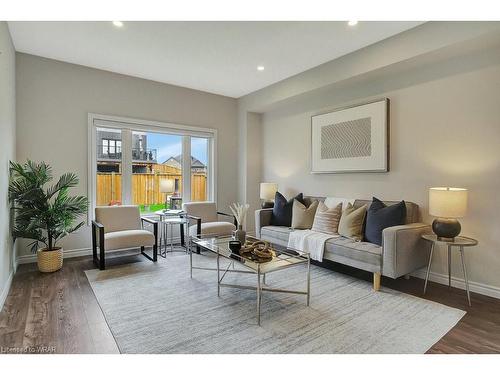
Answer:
xmin=311 ymin=202 xmax=342 ymax=234
xmin=338 ymin=203 xmax=367 ymax=241
xmin=291 ymin=199 xmax=319 ymax=229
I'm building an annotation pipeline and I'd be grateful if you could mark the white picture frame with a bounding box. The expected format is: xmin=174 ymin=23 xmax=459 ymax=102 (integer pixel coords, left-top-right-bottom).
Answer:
xmin=311 ymin=98 xmax=389 ymax=173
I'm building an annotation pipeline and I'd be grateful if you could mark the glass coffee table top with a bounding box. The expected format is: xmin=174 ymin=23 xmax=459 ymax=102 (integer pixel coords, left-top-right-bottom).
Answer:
xmin=191 ymin=235 xmax=308 ymax=273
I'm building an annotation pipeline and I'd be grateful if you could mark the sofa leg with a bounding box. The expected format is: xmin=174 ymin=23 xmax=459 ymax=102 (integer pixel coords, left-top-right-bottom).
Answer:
xmin=373 ymin=272 xmax=381 ymax=291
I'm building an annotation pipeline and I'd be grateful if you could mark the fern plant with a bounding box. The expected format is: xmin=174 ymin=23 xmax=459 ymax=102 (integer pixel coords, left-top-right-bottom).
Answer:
xmin=9 ymin=160 xmax=89 ymax=253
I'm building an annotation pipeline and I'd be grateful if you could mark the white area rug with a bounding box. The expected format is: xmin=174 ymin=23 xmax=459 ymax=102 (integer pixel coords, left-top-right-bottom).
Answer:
xmin=86 ymin=253 xmax=465 ymax=353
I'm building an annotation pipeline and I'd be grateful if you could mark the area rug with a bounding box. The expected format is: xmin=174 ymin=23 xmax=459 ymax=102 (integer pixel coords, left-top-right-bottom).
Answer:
xmin=85 ymin=253 xmax=465 ymax=353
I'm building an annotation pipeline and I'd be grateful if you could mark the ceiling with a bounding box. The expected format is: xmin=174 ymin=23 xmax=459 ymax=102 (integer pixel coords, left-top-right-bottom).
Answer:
xmin=8 ymin=21 xmax=424 ymax=98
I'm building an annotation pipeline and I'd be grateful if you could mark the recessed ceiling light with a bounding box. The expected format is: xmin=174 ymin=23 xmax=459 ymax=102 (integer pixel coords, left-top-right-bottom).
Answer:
xmin=347 ymin=20 xmax=358 ymax=26
xmin=257 ymin=66 xmax=265 ymax=71
xmin=112 ymin=21 xmax=124 ymax=28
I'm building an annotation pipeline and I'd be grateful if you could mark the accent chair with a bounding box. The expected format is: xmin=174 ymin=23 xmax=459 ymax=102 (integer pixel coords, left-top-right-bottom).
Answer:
xmin=92 ymin=205 xmax=158 ymax=270
xmin=182 ymin=201 xmax=237 ymax=252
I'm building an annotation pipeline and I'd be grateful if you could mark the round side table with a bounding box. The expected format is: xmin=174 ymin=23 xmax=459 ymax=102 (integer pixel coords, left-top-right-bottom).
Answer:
xmin=421 ymin=234 xmax=478 ymax=306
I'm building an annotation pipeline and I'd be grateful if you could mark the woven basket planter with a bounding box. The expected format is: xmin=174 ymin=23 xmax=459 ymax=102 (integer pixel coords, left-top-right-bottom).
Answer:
xmin=37 ymin=247 xmax=63 ymax=273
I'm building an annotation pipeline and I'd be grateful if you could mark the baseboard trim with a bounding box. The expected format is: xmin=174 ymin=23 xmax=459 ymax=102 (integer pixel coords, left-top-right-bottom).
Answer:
xmin=0 ymin=271 xmax=14 ymax=313
xmin=16 ymin=236 xmax=185 ymax=265
xmin=411 ymin=269 xmax=500 ymax=300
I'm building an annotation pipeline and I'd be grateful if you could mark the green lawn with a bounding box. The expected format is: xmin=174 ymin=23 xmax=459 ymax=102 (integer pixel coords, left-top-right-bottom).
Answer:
xmin=140 ymin=203 xmax=168 ymax=213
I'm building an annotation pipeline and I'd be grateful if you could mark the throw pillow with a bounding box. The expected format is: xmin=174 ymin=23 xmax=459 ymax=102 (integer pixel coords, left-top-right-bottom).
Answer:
xmin=311 ymin=201 xmax=342 ymax=234
xmin=338 ymin=203 xmax=368 ymax=241
xmin=291 ymin=199 xmax=319 ymax=229
xmin=365 ymin=197 xmax=407 ymax=246
xmin=271 ymin=192 xmax=305 ymax=227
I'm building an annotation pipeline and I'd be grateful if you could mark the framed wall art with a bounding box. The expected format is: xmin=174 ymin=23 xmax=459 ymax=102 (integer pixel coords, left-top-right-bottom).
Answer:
xmin=311 ymin=98 xmax=389 ymax=173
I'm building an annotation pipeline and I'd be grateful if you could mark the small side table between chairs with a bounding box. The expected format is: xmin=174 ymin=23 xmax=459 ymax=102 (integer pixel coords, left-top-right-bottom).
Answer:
xmin=421 ymin=234 xmax=478 ymax=306
xmin=155 ymin=210 xmax=190 ymax=257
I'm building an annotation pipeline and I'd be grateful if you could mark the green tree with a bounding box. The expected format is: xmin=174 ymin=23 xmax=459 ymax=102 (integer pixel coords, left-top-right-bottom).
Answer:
xmin=9 ymin=160 xmax=89 ymax=253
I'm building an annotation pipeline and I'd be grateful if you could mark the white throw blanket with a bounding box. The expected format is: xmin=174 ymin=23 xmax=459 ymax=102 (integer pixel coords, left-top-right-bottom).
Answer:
xmin=287 ymin=230 xmax=339 ymax=261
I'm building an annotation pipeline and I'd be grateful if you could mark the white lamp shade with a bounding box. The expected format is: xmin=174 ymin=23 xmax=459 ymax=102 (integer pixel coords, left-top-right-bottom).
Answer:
xmin=160 ymin=179 xmax=175 ymax=193
xmin=260 ymin=183 xmax=278 ymax=201
xmin=429 ymin=187 xmax=468 ymax=218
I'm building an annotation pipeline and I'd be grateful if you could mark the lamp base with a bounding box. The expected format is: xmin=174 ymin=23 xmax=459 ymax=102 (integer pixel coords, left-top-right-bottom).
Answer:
xmin=432 ymin=218 xmax=461 ymax=241
xmin=261 ymin=200 xmax=274 ymax=209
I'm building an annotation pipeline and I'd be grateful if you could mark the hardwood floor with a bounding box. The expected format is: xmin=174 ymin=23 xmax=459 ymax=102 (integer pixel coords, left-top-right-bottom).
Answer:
xmin=1 ymin=253 xmax=499 ymax=354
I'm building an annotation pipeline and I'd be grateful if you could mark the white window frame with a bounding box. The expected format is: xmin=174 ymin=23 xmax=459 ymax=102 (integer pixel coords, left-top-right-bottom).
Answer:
xmin=87 ymin=113 xmax=217 ymax=222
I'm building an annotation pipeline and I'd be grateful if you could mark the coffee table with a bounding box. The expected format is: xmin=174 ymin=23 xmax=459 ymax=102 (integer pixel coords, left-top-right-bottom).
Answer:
xmin=190 ymin=236 xmax=311 ymax=325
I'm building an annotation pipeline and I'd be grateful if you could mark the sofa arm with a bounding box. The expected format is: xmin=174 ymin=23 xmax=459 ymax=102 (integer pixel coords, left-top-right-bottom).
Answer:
xmin=382 ymin=223 xmax=433 ymax=279
xmin=255 ymin=208 xmax=273 ymax=238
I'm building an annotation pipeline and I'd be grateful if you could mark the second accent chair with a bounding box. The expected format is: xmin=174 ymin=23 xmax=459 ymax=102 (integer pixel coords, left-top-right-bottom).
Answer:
xmin=182 ymin=202 xmax=237 ymax=244
xmin=92 ymin=205 xmax=158 ymax=270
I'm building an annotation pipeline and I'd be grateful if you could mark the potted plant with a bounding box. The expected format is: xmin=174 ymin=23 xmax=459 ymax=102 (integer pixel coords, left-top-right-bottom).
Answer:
xmin=9 ymin=160 xmax=88 ymax=273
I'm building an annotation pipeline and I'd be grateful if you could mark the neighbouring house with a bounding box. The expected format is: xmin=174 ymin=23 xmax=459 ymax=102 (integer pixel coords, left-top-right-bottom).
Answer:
xmin=163 ymin=155 xmax=207 ymax=174
xmin=96 ymin=129 xmax=157 ymax=174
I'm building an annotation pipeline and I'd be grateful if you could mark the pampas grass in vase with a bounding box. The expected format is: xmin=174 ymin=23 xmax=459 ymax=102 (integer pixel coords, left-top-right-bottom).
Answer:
xmin=229 ymin=202 xmax=249 ymax=244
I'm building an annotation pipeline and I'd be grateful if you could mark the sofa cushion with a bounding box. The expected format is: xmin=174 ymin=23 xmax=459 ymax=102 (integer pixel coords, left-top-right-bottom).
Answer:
xmin=338 ymin=203 xmax=367 ymax=241
xmin=324 ymin=236 xmax=382 ymax=267
xmin=291 ymin=199 xmax=318 ymax=229
xmin=271 ymin=192 xmax=305 ymax=227
xmin=365 ymin=197 xmax=407 ymax=246
xmin=189 ymin=222 xmax=236 ymax=237
xmin=260 ymin=225 xmax=292 ymax=244
xmin=324 ymin=197 xmax=355 ymax=211
xmin=104 ymin=229 xmax=155 ymax=250
xmin=312 ymin=202 xmax=342 ymax=234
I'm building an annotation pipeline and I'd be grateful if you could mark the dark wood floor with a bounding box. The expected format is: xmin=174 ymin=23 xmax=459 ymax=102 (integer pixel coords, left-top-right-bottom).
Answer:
xmin=1 ymin=252 xmax=499 ymax=354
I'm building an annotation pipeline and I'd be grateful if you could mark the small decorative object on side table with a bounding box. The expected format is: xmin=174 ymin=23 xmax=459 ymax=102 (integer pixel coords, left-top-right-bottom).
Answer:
xmin=229 ymin=202 xmax=250 ymax=244
xmin=170 ymin=196 xmax=183 ymax=210
xmin=260 ymin=183 xmax=278 ymax=208
xmin=421 ymin=234 xmax=478 ymax=306
xmin=429 ymin=187 xmax=468 ymax=241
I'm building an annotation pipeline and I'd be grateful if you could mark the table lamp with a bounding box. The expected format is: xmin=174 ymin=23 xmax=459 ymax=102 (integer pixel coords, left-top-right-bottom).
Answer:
xmin=160 ymin=179 xmax=175 ymax=209
xmin=429 ymin=187 xmax=468 ymax=241
xmin=260 ymin=183 xmax=278 ymax=208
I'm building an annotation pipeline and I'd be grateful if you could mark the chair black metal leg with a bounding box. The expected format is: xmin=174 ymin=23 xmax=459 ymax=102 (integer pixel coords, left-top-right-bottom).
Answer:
xmin=99 ymin=228 xmax=105 ymax=270
xmin=180 ymin=223 xmax=185 ymax=247
xmin=99 ymin=248 xmax=105 ymax=270
xmin=153 ymin=244 xmax=158 ymax=262
xmin=92 ymin=225 xmax=97 ymax=263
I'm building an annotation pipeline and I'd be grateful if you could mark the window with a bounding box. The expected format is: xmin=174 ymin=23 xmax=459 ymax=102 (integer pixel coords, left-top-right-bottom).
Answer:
xmin=101 ymin=139 xmax=122 ymax=157
xmin=191 ymin=137 xmax=209 ymax=202
xmin=96 ymin=128 xmax=122 ymax=206
xmin=132 ymin=131 xmax=183 ymax=214
xmin=89 ymin=114 xmax=216 ymax=219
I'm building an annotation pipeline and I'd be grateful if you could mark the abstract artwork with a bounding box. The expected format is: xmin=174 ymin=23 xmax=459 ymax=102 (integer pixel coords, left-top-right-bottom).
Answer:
xmin=311 ymin=99 xmax=389 ymax=173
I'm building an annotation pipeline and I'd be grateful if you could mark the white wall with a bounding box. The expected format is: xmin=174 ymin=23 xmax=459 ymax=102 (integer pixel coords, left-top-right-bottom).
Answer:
xmin=238 ymin=22 xmax=500 ymax=297
xmin=0 ymin=22 xmax=16 ymax=309
xmin=16 ymin=53 xmax=238 ymax=257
